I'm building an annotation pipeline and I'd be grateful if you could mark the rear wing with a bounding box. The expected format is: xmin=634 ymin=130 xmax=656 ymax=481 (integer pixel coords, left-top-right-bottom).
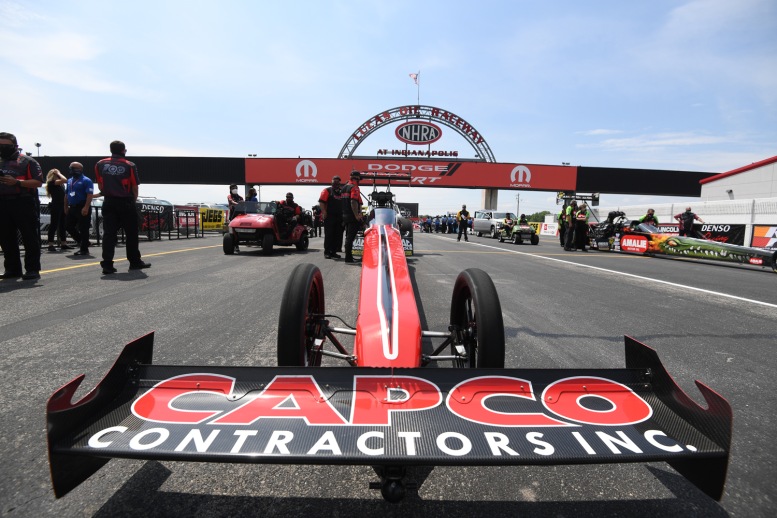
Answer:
xmin=47 ymin=333 xmax=731 ymax=500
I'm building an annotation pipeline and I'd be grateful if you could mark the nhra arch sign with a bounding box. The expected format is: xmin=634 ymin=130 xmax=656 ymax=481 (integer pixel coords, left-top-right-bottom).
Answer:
xmin=245 ymin=158 xmax=577 ymax=191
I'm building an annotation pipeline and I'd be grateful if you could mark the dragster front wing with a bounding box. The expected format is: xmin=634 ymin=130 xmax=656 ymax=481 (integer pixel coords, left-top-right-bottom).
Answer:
xmin=47 ymin=333 xmax=731 ymax=501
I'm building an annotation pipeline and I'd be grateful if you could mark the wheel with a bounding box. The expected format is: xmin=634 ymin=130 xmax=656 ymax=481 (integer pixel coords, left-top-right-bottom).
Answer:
xmin=222 ymin=233 xmax=235 ymax=254
xmin=449 ymin=268 xmax=505 ymax=368
xmin=498 ymin=234 xmax=504 ymax=243
xmin=278 ymin=263 xmax=325 ymax=366
xmin=772 ymin=251 xmax=777 ymax=273
xmin=512 ymin=233 xmax=520 ymax=244
xmin=262 ymin=233 xmax=274 ymax=254
xmin=476 ymin=231 xmax=482 ymax=237
xmin=531 ymin=234 xmax=539 ymax=245
xmin=490 ymin=226 xmax=497 ymax=239
xmin=296 ymin=232 xmax=309 ymax=251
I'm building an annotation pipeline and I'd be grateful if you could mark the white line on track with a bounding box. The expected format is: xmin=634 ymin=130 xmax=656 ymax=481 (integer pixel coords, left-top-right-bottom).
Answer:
xmin=427 ymin=234 xmax=777 ymax=309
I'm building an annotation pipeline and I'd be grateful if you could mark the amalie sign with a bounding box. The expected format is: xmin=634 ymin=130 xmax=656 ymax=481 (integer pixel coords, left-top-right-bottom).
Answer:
xmin=245 ymin=158 xmax=577 ymax=191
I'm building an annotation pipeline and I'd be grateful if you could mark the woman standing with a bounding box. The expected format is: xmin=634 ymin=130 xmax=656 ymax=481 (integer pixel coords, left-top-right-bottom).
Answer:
xmin=227 ymin=184 xmax=244 ymax=252
xmin=45 ymin=169 xmax=70 ymax=251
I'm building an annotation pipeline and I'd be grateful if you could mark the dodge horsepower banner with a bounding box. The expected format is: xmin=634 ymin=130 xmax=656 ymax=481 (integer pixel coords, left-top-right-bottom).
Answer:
xmin=245 ymin=158 xmax=577 ymax=191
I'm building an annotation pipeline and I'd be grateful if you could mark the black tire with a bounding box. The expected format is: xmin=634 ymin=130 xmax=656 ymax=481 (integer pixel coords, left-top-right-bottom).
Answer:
xmin=223 ymin=233 xmax=235 ymax=255
xmin=531 ymin=234 xmax=539 ymax=245
xmin=476 ymin=231 xmax=482 ymax=237
xmin=277 ymin=263 xmax=325 ymax=366
xmin=512 ymin=233 xmax=520 ymax=244
xmin=772 ymin=251 xmax=777 ymax=273
xmin=262 ymin=233 xmax=273 ymax=254
xmin=449 ymin=268 xmax=505 ymax=368
xmin=490 ymin=226 xmax=497 ymax=239
xmin=296 ymin=232 xmax=309 ymax=251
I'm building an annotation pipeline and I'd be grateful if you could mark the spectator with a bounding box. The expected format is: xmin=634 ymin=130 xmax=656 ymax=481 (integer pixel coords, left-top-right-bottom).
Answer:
xmin=557 ymin=209 xmax=566 ymax=247
xmin=674 ymin=207 xmax=704 ymax=237
xmin=311 ymin=205 xmax=322 ymax=237
xmin=45 ymin=168 xmax=70 ymax=251
xmin=0 ymin=131 xmax=43 ymax=280
xmin=246 ymin=188 xmax=258 ymax=202
xmin=64 ymin=162 xmax=95 ymax=256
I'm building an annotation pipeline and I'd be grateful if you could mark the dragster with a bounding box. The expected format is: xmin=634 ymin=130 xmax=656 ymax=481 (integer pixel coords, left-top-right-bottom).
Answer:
xmin=47 ymin=173 xmax=733 ymax=503
xmin=589 ymin=212 xmax=777 ymax=272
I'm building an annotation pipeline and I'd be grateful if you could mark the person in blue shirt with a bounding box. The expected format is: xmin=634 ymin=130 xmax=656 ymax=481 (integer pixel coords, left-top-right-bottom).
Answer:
xmin=64 ymin=162 xmax=95 ymax=255
xmin=247 ymin=188 xmax=258 ymax=202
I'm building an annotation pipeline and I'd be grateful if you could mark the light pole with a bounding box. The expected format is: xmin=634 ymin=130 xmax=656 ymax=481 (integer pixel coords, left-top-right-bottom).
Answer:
xmin=515 ymin=193 xmax=520 ymax=216
xmin=35 ymin=142 xmax=41 ymax=157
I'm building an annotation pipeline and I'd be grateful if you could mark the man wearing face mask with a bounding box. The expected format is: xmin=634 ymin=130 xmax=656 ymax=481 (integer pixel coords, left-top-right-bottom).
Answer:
xmin=95 ymin=140 xmax=150 ymax=274
xmin=64 ymin=162 xmax=95 ymax=256
xmin=226 ymin=184 xmax=243 ymax=252
xmin=0 ymin=132 xmax=43 ymax=280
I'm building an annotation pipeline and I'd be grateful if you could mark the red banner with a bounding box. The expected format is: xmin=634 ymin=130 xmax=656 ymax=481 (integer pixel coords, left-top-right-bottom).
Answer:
xmin=245 ymin=158 xmax=577 ymax=191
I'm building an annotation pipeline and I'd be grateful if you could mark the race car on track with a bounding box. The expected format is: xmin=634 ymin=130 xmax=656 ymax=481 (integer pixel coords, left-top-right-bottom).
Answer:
xmin=590 ymin=211 xmax=777 ymax=272
xmin=47 ymin=176 xmax=732 ymax=504
xmin=223 ymin=200 xmax=309 ymax=255
xmin=352 ymin=173 xmax=414 ymax=257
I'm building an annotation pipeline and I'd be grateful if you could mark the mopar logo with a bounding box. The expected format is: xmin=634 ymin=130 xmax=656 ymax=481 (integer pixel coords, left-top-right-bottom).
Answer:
xmin=395 ymin=121 xmax=442 ymax=145
xmin=295 ymin=160 xmax=317 ymax=179
xmin=510 ymin=165 xmax=531 ymax=184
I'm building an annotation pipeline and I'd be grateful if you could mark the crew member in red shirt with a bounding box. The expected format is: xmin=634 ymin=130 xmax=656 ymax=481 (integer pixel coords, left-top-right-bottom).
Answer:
xmin=341 ymin=171 xmax=363 ymax=263
xmin=278 ymin=192 xmax=301 ymax=238
xmin=95 ymin=140 xmax=150 ymax=274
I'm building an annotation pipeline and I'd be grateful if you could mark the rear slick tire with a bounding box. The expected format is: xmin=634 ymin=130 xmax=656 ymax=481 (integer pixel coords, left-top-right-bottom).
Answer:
xmin=449 ymin=268 xmax=505 ymax=368
xmin=277 ymin=263 xmax=325 ymax=366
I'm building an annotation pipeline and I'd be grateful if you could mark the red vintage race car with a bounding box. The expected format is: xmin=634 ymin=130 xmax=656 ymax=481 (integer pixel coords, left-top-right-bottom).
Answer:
xmin=223 ymin=200 xmax=309 ymax=254
xmin=46 ymin=174 xmax=732 ymax=504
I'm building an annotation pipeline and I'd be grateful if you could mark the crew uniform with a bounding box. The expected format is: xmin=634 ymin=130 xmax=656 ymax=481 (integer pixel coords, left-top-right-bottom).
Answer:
xmin=0 ymin=147 xmax=43 ymax=279
xmin=341 ymin=173 xmax=362 ymax=263
xmin=95 ymin=152 xmax=145 ymax=273
xmin=319 ymin=179 xmax=346 ymax=258
xmin=278 ymin=194 xmax=301 ymax=238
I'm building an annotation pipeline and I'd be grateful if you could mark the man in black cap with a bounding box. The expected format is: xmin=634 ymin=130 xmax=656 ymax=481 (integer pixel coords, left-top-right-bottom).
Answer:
xmin=0 ymin=132 xmax=43 ymax=280
xmin=341 ymin=171 xmax=363 ymax=263
xmin=278 ymin=192 xmax=301 ymax=238
xmin=95 ymin=140 xmax=151 ymax=274
xmin=319 ymin=175 xmax=345 ymax=259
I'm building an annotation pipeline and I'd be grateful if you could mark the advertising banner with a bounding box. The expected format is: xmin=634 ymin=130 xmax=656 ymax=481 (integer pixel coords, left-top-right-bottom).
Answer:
xmin=200 ymin=207 xmax=225 ymax=231
xmin=245 ymin=158 xmax=577 ymax=191
xmin=540 ymin=222 xmax=558 ymax=236
xmin=695 ymin=224 xmax=746 ymax=246
xmin=751 ymin=225 xmax=777 ymax=250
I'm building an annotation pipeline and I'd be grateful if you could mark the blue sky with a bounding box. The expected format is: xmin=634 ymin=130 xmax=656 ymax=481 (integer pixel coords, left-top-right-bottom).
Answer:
xmin=2 ymin=0 xmax=775 ymax=215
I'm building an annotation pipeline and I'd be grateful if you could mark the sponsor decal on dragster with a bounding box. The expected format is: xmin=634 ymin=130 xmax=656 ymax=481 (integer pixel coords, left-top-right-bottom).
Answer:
xmin=353 ymin=237 xmax=413 ymax=256
xmin=751 ymin=225 xmax=777 ymax=250
xmin=83 ymin=371 xmax=700 ymax=460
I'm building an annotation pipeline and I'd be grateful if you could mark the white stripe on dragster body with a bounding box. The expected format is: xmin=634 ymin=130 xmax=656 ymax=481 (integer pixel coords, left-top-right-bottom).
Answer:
xmin=372 ymin=225 xmax=403 ymax=360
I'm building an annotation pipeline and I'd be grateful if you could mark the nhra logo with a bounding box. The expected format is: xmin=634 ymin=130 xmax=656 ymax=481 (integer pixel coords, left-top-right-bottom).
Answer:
xmin=621 ymin=236 xmax=648 ymax=253
xmin=749 ymin=257 xmax=764 ymax=266
xmin=395 ymin=121 xmax=442 ymax=145
xmin=510 ymin=166 xmax=531 ymax=187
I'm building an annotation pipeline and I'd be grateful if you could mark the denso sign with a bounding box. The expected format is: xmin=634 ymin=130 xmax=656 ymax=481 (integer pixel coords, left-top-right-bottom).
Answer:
xmin=395 ymin=121 xmax=442 ymax=145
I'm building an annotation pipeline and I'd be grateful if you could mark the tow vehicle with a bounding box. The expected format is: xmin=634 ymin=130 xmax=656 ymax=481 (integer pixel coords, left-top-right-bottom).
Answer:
xmin=47 ymin=175 xmax=732 ymax=504
xmin=498 ymin=219 xmax=539 ymax=245
xmin=223 ymin=200 xmax=309 ymax=255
